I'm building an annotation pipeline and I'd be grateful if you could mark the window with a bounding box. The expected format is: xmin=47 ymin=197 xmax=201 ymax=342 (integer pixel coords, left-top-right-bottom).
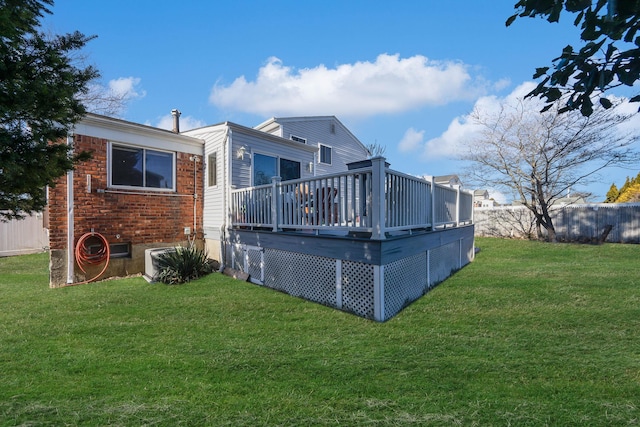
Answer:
xmin=109 ymin=242 xmax=131 ymax=258
xmin=110 ymin=144 xmax=175 ymax=190
xmin=290 ymin=135 xmax=307 ymax=144
xmin=253 ymin=153 xmax=300 ymax=185
xmin=320 ymin=144 xmax=332 ymax=165
xmin=280 ymin=158 xmax=301 ymax=181
xmin=208 ymin=152 xmax=217 ymax=187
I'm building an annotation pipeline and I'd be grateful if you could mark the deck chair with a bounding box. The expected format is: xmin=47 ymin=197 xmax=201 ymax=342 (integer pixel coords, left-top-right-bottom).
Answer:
xmin=314 ymin=187 xmax=339 ymax=225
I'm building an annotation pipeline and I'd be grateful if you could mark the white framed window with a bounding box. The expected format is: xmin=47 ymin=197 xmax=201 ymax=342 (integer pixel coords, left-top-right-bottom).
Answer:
xmin=253 ymin=153 xmax=300 ymax=185
xmin=208 ymin=152 xmax=217 ymax=187
xmin=109 ymin=143 xmax=175 ymax=190
xmin=290 ymin=135 xmax=307 ymax=144
xmin=319 ymin=144 xmax=332 ymax=165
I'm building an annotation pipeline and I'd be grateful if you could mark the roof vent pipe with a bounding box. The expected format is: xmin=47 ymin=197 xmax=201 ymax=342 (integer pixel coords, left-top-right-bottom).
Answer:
xmin=171 ymin=109 xmax=181 ymax=133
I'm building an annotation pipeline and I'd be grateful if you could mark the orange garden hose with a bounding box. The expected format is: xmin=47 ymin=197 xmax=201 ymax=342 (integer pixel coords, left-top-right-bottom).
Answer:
xmin=74 ymin=232 xmax=110 ymax=284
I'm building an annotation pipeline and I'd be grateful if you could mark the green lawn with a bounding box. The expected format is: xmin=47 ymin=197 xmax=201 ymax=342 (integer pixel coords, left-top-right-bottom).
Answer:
xmin=1 ymin=238 xmax=639 ymax=426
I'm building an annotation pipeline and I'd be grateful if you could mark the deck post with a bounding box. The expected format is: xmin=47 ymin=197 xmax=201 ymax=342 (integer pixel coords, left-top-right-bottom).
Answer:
xmin=271 ymin=176 xmax=281 ymax=232
xmin=371 ymin=157 xmax=387 ymax=240
xmin=373 ymin=265 xmax=385 ymax=321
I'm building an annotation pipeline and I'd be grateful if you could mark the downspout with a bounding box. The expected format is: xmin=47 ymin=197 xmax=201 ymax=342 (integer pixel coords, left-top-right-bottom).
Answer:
xmin=66 ymin=132 xmax=75 ymax=284
xmin=191 ymin=154 xmax=199 ymax=247
xmin=220 ymin=127 xmax=232 ymax=269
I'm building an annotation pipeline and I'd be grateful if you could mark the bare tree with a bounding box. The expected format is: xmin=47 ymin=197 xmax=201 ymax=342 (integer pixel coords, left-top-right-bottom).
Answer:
xmin=366 ymin=142 xmax=387 ymax=158
xmin=463 ymin=96 xmax=639 ymax=242
xmin=80 ymin=82 xmax=130 ymax=117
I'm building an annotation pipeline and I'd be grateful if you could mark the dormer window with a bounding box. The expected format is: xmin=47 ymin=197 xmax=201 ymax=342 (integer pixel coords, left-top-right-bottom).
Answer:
xmin=290 ymin=135 xmax=307 ymax=144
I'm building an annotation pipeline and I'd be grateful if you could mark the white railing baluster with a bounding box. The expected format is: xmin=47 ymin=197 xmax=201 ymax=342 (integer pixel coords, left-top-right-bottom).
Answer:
xmin=228 ymin=158 xmax=473 ymax=237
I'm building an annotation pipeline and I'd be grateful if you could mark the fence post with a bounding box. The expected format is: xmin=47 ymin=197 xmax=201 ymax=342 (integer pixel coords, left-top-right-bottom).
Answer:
xmin=371 ymin=157 xmax=386 ymax=240
xmin=430 ymin=176 xmax=436 ymax=230
xmin=271 ymin=176 xmax=281 ymax=232
xmin=455 ymin=184 xmax=460 ymax=226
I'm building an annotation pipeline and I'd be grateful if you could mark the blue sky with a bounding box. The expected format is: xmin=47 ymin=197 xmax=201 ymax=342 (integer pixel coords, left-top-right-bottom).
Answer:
xmin=43 ymin=0 xmax=639 ymax=202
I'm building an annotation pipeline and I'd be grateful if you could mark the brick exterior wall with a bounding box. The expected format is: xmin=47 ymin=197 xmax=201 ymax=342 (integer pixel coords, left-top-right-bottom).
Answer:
xmin=48 ymin=133 xmax=203 ymax=285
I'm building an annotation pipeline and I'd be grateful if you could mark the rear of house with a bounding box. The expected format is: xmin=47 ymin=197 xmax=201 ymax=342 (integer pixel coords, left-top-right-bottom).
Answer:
xmin=182 ymin=116 xmax=370 ymax=261
xmin=46 ymin=113 xmax=474 ymax=321
xmin=48 ymin=114 xmax=204 ymax=286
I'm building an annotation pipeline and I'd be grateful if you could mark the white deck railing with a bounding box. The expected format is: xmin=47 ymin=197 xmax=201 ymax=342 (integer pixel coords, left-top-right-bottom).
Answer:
xmin=230 ymin=157 xmax=473 ymax=239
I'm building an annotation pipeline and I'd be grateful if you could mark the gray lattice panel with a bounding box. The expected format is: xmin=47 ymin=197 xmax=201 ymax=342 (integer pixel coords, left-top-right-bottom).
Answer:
xmin=342 ymin=261 xmax=375 ymax=319
xmin=231 ymin=244 xmax=244 ymax=271
xmin=429 ymin=240 xmax=460 ymax=287
xmin=263 ymin=249 xmax=337 ymax=307
xmin=247 ymin=248 xmax=263 ymax=284
xmin=383 ymin=252 xmax=428 ymax=320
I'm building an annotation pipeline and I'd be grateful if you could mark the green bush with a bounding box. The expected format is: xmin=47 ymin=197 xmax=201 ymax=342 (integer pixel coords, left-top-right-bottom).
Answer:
xmin=155 ymin=246 xmax=213 ymax=284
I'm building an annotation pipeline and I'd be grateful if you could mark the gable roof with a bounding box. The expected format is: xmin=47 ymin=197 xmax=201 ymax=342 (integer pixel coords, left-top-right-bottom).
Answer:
xmin=254 ymin=115 xmax=369 ymax=153
xmin=75 ymin=113 xmax=204 ymax=154
xmin=182 ymin=120 xmax=318 ymax=153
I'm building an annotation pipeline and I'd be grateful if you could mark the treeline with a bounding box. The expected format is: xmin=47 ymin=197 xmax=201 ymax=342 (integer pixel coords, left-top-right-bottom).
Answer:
xmin=605 ymin=172 xmax=640 ymax=203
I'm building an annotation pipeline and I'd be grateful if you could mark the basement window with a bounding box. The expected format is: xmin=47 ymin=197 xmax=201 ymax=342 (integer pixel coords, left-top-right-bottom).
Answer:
xmin=86 ymin=242 xmax=131 ymax=258
xmin=109 ymin=242 xmax=131 ymax=258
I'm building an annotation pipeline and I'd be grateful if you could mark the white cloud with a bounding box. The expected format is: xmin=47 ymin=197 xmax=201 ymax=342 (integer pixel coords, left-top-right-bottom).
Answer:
xmin=153 ymin=114 xmax=206 ymax=132
xmin=84 ymin=76 xmax=146 ymax=116
xmin=486 ymin=188 xmax=508 ymax=205
xmin=412 ymin=82 xmax=540 ymax=160
xmin=413 ymin=80 xmax=640 ymax=165
xmin=398 ymin=128 xmax=424 ymax=152
xmin=210 ymin=54 xmax=486 ymax=118
xmin=420 ymin=115 xmax=482 ymax=159
xmin=107 ymin=77 xmax=146 ymax=100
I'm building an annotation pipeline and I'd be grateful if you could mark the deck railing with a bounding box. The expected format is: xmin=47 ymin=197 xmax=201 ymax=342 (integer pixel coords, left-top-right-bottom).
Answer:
xmin=230 ymin=157 xmax=473 ymax=239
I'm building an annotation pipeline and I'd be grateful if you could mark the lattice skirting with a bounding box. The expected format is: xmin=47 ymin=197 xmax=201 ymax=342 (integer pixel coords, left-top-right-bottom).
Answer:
xmin=228 ymin=235 xmax=474 ymax=321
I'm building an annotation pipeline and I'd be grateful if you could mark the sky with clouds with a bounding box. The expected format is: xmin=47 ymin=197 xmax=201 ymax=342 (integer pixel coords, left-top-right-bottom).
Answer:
xmin=43 ymin=0 xmax=640 ymax=202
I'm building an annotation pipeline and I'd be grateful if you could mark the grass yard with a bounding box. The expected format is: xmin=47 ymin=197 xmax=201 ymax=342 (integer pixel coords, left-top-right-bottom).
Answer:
xmin=0 ymin=237 xmax=639 ymax=426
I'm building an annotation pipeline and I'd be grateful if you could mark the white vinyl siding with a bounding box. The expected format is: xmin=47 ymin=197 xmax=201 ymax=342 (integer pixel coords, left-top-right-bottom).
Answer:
xmin=181 ymin=126 xmax=226 ymax=237
xmin=229 ymin=131 xmax=314 ymax=189
xmin=272 ymin=117 xmax=369 ymax=176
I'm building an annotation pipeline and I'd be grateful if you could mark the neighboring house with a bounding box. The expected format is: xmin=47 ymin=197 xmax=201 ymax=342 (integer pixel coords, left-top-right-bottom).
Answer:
xmin=555 ymin=192 xmax=590 ymax=205
xmin=474 ymin=189 xmax=489 ymax=206
xmin=473 ymin=189 xmax=499 ymax=208
xmin=47 ymin=112 xmax=475 ymax=321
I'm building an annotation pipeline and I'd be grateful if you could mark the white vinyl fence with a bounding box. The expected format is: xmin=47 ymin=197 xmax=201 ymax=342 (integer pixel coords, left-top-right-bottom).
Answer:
xmin=0 ymin=212 xmax=48 ymax=256
xmin=474 ymin=203 xmax=640 ymax=243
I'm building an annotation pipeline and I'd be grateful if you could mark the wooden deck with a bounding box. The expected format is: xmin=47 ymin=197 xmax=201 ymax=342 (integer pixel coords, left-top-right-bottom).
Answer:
xmin=225 ymin=158 xmax=475 ymax=321
xmin=230 ymin=157 xmax=473 ymax=239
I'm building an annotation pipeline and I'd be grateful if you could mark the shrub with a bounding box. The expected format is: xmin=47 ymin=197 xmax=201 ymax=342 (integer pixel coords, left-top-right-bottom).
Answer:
xmin=155 ymin=246 xmax=213 ymax=285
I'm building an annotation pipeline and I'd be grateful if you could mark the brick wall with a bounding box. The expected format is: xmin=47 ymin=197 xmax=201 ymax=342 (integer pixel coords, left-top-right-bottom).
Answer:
xmin=48 ymin=134 xmax=203 ymax=251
